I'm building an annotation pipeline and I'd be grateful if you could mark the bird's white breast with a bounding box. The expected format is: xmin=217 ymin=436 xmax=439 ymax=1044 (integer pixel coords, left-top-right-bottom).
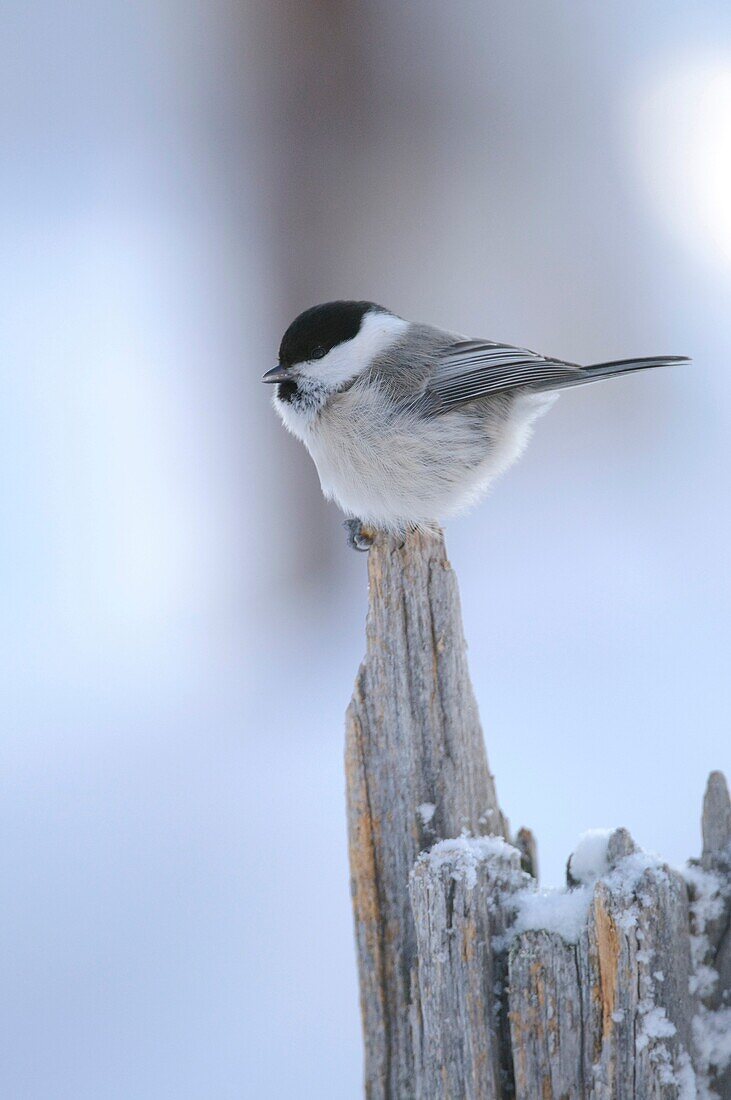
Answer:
xmin=293 ymin=384 xmax=553 ymax=531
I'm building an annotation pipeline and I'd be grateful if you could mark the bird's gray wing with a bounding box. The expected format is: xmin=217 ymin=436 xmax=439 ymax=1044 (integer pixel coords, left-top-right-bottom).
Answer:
xmin=420 ymin=339 xmax=582 ymax=413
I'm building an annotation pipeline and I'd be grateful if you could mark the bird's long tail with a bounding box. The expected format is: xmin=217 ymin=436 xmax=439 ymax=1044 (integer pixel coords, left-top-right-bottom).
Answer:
xmin=582 ymin=355 xmax=690 ymax=381
xmin=538 ymin=355 xmax=691 ymax=391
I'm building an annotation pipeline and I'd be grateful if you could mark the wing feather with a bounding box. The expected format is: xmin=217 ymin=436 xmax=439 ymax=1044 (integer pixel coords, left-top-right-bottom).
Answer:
xmin=426 ymin=340 xmax=581 ymax=410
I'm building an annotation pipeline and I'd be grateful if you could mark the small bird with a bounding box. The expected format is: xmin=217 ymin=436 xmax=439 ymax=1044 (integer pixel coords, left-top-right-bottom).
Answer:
xmin=263 ymin=300 xmax=688 ymax=550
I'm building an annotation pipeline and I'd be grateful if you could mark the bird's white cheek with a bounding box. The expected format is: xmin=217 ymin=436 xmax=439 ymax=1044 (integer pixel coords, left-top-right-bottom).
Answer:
xmin=298 ymin=345 xmax=361 ymax=388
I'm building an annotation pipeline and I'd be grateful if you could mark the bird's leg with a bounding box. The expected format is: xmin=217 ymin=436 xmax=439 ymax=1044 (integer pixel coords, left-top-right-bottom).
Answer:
xmin=344 ymin=519 xmax=377 ymax=552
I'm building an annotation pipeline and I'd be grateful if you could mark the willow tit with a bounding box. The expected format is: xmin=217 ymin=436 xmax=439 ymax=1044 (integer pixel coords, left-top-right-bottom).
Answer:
xmin=263 ymin=300 xmax=688 ymax=550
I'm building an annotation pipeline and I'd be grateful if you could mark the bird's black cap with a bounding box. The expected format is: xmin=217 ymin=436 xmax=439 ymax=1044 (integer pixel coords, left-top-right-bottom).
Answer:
xmin=278 ymin=300 xmax=388 ymax=367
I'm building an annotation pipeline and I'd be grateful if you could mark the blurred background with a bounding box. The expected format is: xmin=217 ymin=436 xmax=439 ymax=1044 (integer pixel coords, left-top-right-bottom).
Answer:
xmin=2 ymin=1 xmax=730 ymax=1096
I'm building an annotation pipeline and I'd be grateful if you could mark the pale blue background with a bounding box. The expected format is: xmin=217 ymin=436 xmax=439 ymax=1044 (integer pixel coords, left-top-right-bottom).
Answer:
xmin=2 ymin=2 xmax=730 ymax=1096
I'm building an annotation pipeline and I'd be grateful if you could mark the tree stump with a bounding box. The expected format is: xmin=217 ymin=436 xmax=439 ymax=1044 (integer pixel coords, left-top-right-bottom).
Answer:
xmin=345 ymin=530 xmax=730 ymax=1099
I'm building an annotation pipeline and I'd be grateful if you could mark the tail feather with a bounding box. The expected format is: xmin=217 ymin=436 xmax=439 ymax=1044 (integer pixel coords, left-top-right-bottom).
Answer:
xmin=532 ymin=355 xmax=690 ymax=392
xmin=583 ymin=355 xmax=691 ymax=379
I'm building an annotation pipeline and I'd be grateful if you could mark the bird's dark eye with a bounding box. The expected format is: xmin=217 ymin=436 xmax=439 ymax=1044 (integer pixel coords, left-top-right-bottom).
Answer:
xmin=311 ymin=346 xmax=326 ymax=360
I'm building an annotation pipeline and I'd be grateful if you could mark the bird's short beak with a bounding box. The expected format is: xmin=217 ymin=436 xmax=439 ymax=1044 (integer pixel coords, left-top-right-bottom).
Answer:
xmin=262 ymin=364 xmax=289 ymax=383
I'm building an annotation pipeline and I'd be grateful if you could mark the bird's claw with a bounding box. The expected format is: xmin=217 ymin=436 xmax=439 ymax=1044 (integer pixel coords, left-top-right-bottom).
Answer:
xmin=344 ymin=519 xmax=376 ymax=552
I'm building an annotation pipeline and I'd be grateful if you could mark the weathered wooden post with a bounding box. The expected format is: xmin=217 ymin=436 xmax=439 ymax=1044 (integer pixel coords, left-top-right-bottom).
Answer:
xmin=345 ymin=531 xmax=730 ymax=1099
xmin=345 ymin=530 xmax=508 ymax=1099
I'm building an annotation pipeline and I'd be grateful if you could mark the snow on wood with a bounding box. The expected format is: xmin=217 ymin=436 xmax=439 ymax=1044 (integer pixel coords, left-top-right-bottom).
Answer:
xmin=509 ymin=827 xmax=698 ymax=1098
xmin=409 ymin=839 xmax=526 ymax=1100
xmin=689 ymin=771 xmax=731 ymax=1098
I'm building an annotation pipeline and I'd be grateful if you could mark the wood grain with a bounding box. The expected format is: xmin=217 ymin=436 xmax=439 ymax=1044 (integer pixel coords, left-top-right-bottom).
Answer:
xmin=345 ymin=530 xmax=507 ymax=1098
